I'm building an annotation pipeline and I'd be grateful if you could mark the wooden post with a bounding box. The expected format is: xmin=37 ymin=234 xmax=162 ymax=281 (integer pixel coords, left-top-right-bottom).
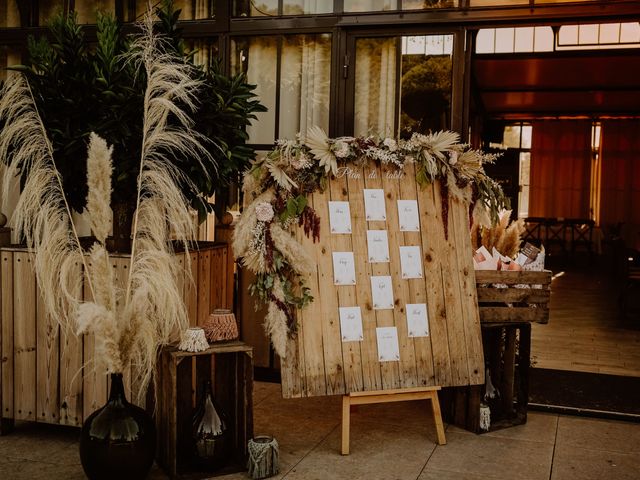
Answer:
xmin=340 ymin=386 xmax=446 ymax=455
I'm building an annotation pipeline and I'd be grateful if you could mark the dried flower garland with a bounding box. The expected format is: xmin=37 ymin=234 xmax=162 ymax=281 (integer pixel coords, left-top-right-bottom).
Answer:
xmin=233 ymin=127 xmax=507 ymax=358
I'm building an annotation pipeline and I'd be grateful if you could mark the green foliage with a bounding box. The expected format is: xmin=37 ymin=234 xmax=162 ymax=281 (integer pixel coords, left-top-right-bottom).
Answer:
xmin=6 ymin=1 xmax=265 ymax=221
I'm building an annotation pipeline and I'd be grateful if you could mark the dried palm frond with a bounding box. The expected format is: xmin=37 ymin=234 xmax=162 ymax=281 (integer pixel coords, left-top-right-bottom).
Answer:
xmin=306 ymin=126 xmax=337 ymax=175
xmin=0 ymin=74 xmax=90 ymax=325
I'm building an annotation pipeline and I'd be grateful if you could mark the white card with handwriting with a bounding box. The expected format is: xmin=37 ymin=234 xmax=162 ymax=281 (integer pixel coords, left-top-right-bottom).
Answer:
xmin=376 ymin=327 xmax=400 ymax=362
xmin=397 ymin=200 xmax=420 ymax=231
xmin=339 ymin=307 xmax=364 ymax=342
xmin=406 ymin=303 xmax=429 ymax=337
xmin=332 ymin=252 xmax=356 ymax=285
xmin=364 ymin=189 xmax=386 ymax=221
xmin=328 ymin=201 xmax=352 ymax=234
xmin=400 ymin=246 xmax=423 ymax=279
xmin=371 ymin=275 xmax=394 ymax=310
xmin=367 ymin=230 xmax=390 ymax=263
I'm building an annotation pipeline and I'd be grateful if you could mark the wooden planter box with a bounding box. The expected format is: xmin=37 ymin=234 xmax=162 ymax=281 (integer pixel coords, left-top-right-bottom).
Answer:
xmin=155 ymin=342 xmax=253 ymax=479
xmin=0 ymin=242 xmax=233 ymax=434
xmin=443 ymin=270 xmax=552 ymax=434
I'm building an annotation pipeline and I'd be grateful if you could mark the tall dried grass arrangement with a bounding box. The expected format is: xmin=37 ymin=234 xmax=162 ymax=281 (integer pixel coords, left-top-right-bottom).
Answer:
xmin=471 ymin=210 xmax=525 ymax=259
xmin=0 ymin=12 xmax=215 ymax=404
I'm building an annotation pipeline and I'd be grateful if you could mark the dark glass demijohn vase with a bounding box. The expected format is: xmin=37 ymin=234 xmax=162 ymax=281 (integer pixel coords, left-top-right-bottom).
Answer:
xmin=192 ymin=380 xmax=229 ymax=470
xmin=80 ymin=373 xmax=156 ymax=480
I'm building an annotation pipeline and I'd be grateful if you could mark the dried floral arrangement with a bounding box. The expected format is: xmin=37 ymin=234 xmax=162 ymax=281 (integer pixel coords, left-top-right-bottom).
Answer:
xmin=471 ymin=210 xmax=525 ymax=260
xmin=233 ymin=127 xmax=507 ymax=357
xmin=0 ymin=15 xmax=211 ymax=402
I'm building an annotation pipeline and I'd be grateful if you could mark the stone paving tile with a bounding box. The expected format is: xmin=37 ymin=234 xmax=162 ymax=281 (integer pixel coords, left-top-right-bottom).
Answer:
xmin=281 ymin=419 xmax=436 ymax=480
xmin=425 ymin=431 xmax=553 ymax=480
xmin=253 ymin=381 xmax=282 ymax=407
xmin=447 ymin=412 xmax=559 ymax=445
xmin=418 ymin=467 xmax=498 ymax=480
xmin=551 ymin=443 xmax=640 ymax=480
xmin=556 ymin=416 xmax=640 ymax=454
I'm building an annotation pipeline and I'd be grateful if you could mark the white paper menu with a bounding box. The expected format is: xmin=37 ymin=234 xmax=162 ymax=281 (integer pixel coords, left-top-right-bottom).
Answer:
xmin=363 ymin=189 xmax=387 ymax=221
xmin=376 ymin=327 xmax=400 ymax=362
xmin=399 ymin=246 xmax=423 ymax=279
xmin=406 ymin=303 xmax=429 ymax=337
xmin=332 ymin=252 xmax=356 ymax=285
xmin=370 ymin=275 xmax=394 ymax=310
xmin=397 ymin=200 xmax=420 ymax=232
xmin=367 ymin=230 xmax=390 ymax=263
xmin=339 ymin=307 xmax=364 ymax=342
xmin=328 ymin=201 xmax=352 ymax=234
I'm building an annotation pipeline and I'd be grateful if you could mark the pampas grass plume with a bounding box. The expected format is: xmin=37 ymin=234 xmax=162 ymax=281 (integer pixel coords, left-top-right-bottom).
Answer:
xmin=86 ymin=133 xmax=113 ymax=243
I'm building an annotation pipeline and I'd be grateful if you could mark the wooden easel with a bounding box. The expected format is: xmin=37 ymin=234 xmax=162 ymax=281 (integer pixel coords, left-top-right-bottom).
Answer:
xmin=340 ymin=386 xmax=446 ymax=455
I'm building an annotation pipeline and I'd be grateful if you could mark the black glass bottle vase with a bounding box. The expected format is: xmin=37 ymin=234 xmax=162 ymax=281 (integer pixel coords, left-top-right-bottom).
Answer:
xmin=80 ymin=373 xmax=156 ymax=480
xmin=192 ymin=380 xmax=229 ymax=471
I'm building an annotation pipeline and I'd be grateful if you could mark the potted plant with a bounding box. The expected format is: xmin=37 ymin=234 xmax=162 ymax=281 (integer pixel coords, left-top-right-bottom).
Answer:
xmin=8 ymin=0 xmax=265 ymax=250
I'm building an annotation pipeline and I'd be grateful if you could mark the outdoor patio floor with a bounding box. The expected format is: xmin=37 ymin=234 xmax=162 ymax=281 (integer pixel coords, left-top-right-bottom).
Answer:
xmin=1 ymin=381 xmax=639 ymax=480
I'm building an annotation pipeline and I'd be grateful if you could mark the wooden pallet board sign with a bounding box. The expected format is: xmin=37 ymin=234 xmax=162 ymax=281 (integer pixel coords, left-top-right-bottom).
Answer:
xmin=234 ymin=130 xmax=507 ymax=401
xmin=281 ymin=163 xmax=485 ymax=398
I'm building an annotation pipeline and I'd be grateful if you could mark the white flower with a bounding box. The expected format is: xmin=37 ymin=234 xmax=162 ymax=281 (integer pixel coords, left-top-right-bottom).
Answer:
xmin=383 ymin=138 xmax=398 ymax=152
xmin=255 ymin=202 xmax=275 ymax=222
xmin=291 ymin=151 xmax=312 ymax=170
xmin=449 ymin=150 xmax=459 ymax=165
xmin=333 ymin=140 xmax=350 ymax=159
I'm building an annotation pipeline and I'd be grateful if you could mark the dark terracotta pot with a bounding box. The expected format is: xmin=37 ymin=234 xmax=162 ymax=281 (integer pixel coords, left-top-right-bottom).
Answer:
xmin=80 ymin=373 xmax=156 ymax=480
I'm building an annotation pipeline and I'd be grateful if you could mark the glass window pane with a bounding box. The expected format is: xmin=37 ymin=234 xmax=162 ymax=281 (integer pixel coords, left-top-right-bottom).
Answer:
xmin=39 ymin=1 xmax=65 ymax=25
xmin=0 ymin=46 xmax=21 ymax=81
xmin=534 ymin=26 xmax=554 ymax=51
xmin=521 ymin=125 xmax=532 ymax=149
xmin=234 ymin=0 xmax=278 ymax=16
xmin=284 ymin=1 xmax=332 ymax=14
xmin=232 ymin=37 xmax=278 ymax=144
xmin=476 ymin=29 xmax=495 ymax=54
xmin=1 ymin=0 xmax=20 ymax=27
xmin=495 ymin=28 xmax=514 ymax=53
xmin=514 ymin=27 xmax=534 ymax=52
xmin=620 ymin=22 xmax=640 ymax=43
xmin=400 ymin=34 xmax=453 ymax=136
xmin=470 ymin=0 xmax=527 ymax=5
xmin=354 ymin=38 xmax=398 ymax=137
xmin=579 ymin=24 xmax=599 ymax=45
xmin=599 ymin=23 xmax=620 ymax=44
xmin=402 ymin=0 xmax=458 ymax=9
xmin=344 ymin=0 xmax=397 ymax=12
xmin=186 ymin=39 xmax=219 ymax=69
xmin=75 ymin=1 xmax=115 ymax=24
xmin=503 ymin=125 xmax=521 ymax=149
xmin=558 ymin=25 xmax=578 ymax=46
xmin=279 ymin=34 xmax=331 ymax=139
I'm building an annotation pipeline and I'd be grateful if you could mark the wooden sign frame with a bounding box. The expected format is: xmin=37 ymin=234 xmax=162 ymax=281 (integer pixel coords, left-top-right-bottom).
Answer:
xmin=281 ymin=161 xmax=484 ymax=399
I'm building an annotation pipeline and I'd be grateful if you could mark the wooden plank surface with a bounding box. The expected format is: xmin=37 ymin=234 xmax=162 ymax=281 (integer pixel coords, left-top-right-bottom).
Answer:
xmin=13 ymin=252 xmax=36 ymax=421
xmin=197 ymin=250 xmax=212 ymax=327
xmin=1 ymin=251 xmax=14 ymax=420
xmin=474 ymin=270 xmax=552 ymax=285
xmin=479 ymin=307 xmax=550 ymax=324
xmin=281 ymin=168 xmax=485 ymax=397
xmin=36 ymin=282 xmax=59 ymax=423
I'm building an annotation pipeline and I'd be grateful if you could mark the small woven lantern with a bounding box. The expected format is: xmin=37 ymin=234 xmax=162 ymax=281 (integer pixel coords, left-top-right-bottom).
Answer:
xmin=203 ymin=309 xmax=239 ymax=343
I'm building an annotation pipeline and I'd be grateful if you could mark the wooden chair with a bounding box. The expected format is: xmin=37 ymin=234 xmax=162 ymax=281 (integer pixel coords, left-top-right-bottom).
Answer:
xmin=567 ymin=218 xmax=595 ymax=254
xmin=544 ymin=218 xmax=567 ymax=255
xmin=523 ymin=217 xmax=546 ymax=246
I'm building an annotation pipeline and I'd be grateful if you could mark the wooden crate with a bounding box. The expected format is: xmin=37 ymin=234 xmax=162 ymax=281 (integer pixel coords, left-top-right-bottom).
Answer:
xmin=155 ymin=341 xmax=253 ymax=479
xmin=0 ymin=242 xmax=233 ymax=434
xmin=444 ymin=270 xmax=552 ymax=434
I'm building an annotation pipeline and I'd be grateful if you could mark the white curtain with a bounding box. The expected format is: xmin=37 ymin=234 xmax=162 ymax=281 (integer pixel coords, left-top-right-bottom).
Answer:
xmin=283 ymin=0 xmax=333 ymax=14
xmin=344 ymin=0 xmax=398 ymax=12
xmin=354 ymin=38 xmax=397 ymax=137
xmin=244 ymin=37 xmax=279 ymax=144
xmin=280 ymin=35 xmax=331 ymax=139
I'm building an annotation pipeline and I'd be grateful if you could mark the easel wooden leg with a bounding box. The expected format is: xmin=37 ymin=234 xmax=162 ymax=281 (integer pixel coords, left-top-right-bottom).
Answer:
xmin=428 ymin=392 xmax=447 ymax=445
xmin=341 ymin=395 xmax=350 ymax=455
xmin=340 ymin=387 xmax=446 ymax=455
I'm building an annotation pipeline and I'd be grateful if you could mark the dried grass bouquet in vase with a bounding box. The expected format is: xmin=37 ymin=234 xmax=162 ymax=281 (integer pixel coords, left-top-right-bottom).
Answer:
xmin=0 ymin=14 xmax=213 ymax=480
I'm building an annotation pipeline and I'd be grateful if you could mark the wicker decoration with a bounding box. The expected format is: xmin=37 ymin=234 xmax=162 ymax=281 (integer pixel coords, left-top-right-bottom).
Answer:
xmin=247 ymin=436 xmax=279 ymax=479
xmin=178 ymin=327 xmax=209 ymax=352
xmin=203 ymin=309 xmax=239 ymax=343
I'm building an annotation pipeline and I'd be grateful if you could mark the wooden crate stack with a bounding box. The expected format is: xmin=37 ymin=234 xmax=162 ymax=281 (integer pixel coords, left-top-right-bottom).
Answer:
xmin=445 ymin=270 xmax=552 ymax=434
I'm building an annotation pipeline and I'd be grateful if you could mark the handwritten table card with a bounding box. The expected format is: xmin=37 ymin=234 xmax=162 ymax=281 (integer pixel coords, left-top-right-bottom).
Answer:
xmin=371 ymin=275 xmax=394 ymax=310
xmin=339 ymin=307 xmax=364 ymax=342
xmin=363 ymin=189 xmax=387 ymax=221
xmin=397 ymin=200 xmax=420 ymax=231
xmin=376 ymin=327 xmax=400 ymax=362
xmin=406 ymin=303 xmax=429 ymax=337
xmin=400 ymin=246 xmax=423 ymax=279
xmin=328 ymin=201 xmax=352 ymax=234
xmin=332 ymin=252 xmax=356 ymax=285
xmin=367 ymin=230 xmax=390 ymax=263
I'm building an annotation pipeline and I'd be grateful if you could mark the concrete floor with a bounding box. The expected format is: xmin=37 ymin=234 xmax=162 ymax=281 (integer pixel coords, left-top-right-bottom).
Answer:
xmin=1 ymin=381 xmax=639 ymax=480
